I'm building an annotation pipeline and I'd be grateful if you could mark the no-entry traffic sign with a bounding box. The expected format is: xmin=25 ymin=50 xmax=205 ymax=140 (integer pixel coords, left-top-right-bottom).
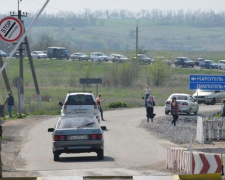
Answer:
xmin=0 ymin=16 xmax=24 ymax=42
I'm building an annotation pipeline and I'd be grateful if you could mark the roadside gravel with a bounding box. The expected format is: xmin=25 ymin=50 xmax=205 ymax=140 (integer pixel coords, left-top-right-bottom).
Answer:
xmin=140 ymin=110 xmax=225 ymax=154
xmin=140 ymin=110 xmax=218 ymax=144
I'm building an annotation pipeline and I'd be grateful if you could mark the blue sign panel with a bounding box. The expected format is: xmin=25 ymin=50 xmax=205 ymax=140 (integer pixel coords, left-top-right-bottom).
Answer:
xmin=189 ymin=75 xmax=225 ymax=90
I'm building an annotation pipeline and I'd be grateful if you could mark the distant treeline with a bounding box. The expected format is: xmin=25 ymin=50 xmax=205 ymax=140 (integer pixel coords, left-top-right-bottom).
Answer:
xmin=1 ymin=9 xmax=225 ymax=27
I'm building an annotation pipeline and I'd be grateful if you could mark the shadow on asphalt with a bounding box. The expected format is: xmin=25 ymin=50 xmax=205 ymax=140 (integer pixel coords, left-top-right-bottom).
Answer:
xmin=58 ymin=156 xmax=115 ymax=163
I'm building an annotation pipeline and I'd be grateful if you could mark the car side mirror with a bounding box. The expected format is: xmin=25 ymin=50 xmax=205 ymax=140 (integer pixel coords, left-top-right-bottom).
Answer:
xmin=58 ymin=102 xmax=63 ymax=106
xmin=48 ymin=128 xmax=54 ymax=132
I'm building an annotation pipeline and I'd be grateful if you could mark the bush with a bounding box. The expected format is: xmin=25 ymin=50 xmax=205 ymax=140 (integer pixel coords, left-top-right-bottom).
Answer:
xmin=108 ymin=102 xmax=128 ymax=108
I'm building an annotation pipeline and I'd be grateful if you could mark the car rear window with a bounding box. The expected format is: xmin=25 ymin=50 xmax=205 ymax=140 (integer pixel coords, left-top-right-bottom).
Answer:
xmin=171 ymin=95 xmax=188 ymax=100
xmin=67 ymin=95 xmax=94 ymax=105
xmin=58 ymin=117 xmax=95 ymax=129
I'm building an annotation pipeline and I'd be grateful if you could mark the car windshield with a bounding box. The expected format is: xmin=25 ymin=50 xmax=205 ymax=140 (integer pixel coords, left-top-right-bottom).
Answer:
xmin=59 ymin=49 xmax=68 ymax=54
xmin=36 ymin=51 xmax=43 ymax=54
xmin=183 ymin=58 xmax=190 ymax=61
xmin=139 ymin=54 xmax=147 ymax=58
xmin=197 ymin=90 xmax=213 ymax=92
xmin=170 ymin=95 xmax=188 ymax=100
xmin=208 ymin=60 xmax=215 ymax=64
xmin=58 ymin=117 xmax=95 ymax=129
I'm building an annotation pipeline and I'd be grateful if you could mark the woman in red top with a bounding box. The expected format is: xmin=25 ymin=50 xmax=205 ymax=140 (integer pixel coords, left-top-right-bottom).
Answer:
xmin=170 ymin=97 xmax=181 ymax=127
xmin=96 ymin=93 xmax=106 ymax=121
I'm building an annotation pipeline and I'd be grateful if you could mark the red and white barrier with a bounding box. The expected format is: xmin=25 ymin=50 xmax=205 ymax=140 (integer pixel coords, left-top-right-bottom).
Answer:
xmin=167 ymin=147 xmax=225 ymax=174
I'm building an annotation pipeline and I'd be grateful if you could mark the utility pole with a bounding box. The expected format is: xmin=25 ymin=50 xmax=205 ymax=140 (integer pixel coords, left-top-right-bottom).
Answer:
xmin=10 ymin=0 xmax=43 ymax=109
xmin=136 ymin=24 xmax=139 ymax=59
xmin=10 ymin=1 xmax=28 ymax=111
xmin=0 ymin=55 xmax=11 ymax=93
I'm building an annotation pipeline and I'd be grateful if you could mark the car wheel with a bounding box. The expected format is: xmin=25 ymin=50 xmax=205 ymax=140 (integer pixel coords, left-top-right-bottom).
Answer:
xmin=194 ymin=111 xmax=198 ymax=115
xmin=186 ymin=108 xmax=191 ymax=115
xmin=211 ymin=98 xmax=216 ymax=105
xmin=97 ymin=149 xmax=104 ymax=160
xmin=37 ymin=56 xmax=40 ymax=59
xmin=98 ymin=58 xmax=101 ymax=62
xmin=79 ymin=58 xmax=81 ymax=61
xmin=91 ymin=58 xmax=93 ymax=62
xmin=219 ymin=66 xmax=222 ymax=70
xmin=54 ymin=152 xmax=60 ymax=161
xmin=165 ymin=111 xmax=169 ymax=115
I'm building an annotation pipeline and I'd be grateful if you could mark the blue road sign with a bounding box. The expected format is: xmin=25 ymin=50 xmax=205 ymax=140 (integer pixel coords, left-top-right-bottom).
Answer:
xmin=189 ymin=75 xmax=225 ymax=90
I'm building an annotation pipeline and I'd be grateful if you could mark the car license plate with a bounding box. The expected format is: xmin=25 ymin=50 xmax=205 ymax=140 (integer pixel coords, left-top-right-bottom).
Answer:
xmin=69 ymin=135 xmax=88 ymax=140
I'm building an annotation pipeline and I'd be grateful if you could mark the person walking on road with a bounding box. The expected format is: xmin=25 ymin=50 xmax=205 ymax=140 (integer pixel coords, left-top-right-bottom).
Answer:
xmin=143 ymin=85 xmax=150 ymax=106
xmin=4 ymin=91 xmax=14 ymax=118
xmin=96 ymin=93 xmax=106 ymax=121
xmin=170 ymin=97 xmax=181 ymax=127
xmin=146 ymin=94 xmax=155 ymax=122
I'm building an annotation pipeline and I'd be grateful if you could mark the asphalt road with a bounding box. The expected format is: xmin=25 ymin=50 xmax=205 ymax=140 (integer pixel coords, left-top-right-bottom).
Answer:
xmin=15 ymin=105 xmax=221 ymax=176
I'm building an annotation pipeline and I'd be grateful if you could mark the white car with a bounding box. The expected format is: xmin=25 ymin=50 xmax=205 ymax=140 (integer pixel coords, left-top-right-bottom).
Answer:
xmin=192 ymin=90 xmax=224 ymax=105
xmin=90 ymin=52 xmax=108 ymax=62
xmin=58 ymin=92 xmax=101 ymax=123
xmin=70 ymin=52 xmax=89 ymax=61
xmin=165 ymin=93 xmax=198 ymax=115
xmin=218 ymin=60 xmax=225 ymax=70
xmin=31 ymin=51 xmax=47 ymax=59
xmin=108 ymin=53 xmax=118 ymax=61
xmin=112 ymin=54 xmax=129 ymax=63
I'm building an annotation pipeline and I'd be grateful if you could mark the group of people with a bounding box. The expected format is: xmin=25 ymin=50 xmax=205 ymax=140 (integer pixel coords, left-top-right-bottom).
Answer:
xmin=3 ymin=88 xmax=181 ymax=126
xmin=2 ymin=91 xmax=107 ymax=121
xmin=143 ymin=85 xmax=180 ymax=126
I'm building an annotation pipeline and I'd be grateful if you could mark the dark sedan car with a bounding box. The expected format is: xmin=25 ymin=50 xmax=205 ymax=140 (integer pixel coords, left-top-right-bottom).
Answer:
xmin=48 ymin=116 xmax=104 ymax=161
xmin=200 ymin=60 xmax=218 ymax=69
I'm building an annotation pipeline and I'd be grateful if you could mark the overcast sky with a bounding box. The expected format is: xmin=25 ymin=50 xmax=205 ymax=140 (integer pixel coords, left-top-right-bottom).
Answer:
xmin=1 ymin=0 xmax=225 ymax=15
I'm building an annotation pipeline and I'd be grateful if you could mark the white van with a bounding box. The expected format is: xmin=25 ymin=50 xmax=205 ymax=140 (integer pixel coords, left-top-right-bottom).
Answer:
xmin=218 ymin=60 xmax=225 ymax=70
xmin=58 ymin=92 xmax=100 ymax=123
xmin=90 ymin=52 xmax=108 ymax=62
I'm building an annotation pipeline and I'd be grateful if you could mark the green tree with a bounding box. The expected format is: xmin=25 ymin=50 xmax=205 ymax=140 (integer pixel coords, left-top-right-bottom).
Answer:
xmin=146 ymin=59 xmax=172 ymax=86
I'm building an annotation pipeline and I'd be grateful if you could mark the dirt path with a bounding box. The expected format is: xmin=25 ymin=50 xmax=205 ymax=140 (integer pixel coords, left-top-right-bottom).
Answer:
xmin=2 ymin=115 xmax=57 ymax=177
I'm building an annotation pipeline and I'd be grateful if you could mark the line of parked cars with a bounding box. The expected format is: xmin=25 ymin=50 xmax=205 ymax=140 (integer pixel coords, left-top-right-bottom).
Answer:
xmin=48 ymin=91 xmax=105 ymax=161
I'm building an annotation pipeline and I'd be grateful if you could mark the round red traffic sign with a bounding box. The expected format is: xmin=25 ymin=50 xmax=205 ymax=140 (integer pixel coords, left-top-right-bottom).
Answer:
xmin=0 ymin=16 xmax=24 ymax=42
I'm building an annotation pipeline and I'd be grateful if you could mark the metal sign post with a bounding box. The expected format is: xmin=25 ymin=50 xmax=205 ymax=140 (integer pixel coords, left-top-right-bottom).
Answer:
xmin=79 ymin=78 xmax=102 ymax=97
xmin=13 ymin=77 xmax=23 ymax=117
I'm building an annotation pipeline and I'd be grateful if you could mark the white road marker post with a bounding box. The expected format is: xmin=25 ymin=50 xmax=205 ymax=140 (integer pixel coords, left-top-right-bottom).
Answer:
xmin=190 ymin=135 xmax=193 ymax=174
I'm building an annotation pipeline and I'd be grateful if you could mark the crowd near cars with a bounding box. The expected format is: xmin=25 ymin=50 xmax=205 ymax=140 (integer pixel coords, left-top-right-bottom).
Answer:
xmin=48 ymin=91 xmax=104 ymax=161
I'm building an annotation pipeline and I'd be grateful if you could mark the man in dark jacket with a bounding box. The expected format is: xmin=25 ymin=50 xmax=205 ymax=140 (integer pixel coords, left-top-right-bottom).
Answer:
xmin=4 ymin=92 xmax=14 ymax=118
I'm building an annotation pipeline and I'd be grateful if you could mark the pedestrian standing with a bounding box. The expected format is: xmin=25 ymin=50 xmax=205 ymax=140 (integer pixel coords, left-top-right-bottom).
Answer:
xmin=146 ymin=94 xmax=156 ymax=122
xmin=4 ymin=91 xmax=14 ymax=118
xmin=170 ymin=97 xmax=181 ymax=127
xmin=96 ymin=93 xmax=106 ymax=121
xmin=143 ymin=85 xmax=150 ymax=106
